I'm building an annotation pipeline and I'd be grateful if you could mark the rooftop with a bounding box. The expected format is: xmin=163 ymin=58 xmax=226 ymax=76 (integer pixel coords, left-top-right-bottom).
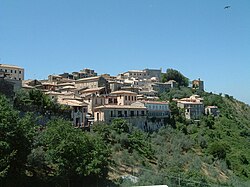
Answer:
xmin=80 ymin=87 xmax=105 ymax=93
xmin=110 ymin=90 xmax=137 ymax=95
xmin=58 ymin=98 xmax=87 ymax=107
xmin=0 ymin=64 xmax=24 ymax=69
xmin=140 ymin=100 xmax=169 ymax=104
xmin=76 ymin=76 xmax=101 ymax=82
xmin=95 ymin=105 xmax=147 ymax=110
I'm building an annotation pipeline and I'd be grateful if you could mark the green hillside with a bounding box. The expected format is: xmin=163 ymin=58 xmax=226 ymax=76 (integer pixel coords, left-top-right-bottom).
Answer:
xmin=97 ymin=90 xmax=250 ymax=186
xmin=0 ymin=89 xmax=250 ymax=186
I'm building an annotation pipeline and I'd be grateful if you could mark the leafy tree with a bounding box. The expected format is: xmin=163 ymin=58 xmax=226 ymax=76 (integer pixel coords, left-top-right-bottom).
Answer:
xmin=0 ymin=95 xmax=35 ymax=181
xmin=111 ymin=118 xmax=130 ymax=134
xmin=208 ymin=142 xmax=230 ymax=160
xmin=14 ymin=89 xmax=71 ymax=119
xmin=160 ymin=87 xmax=193 ymax=100
xmin=33 ymin=119 xmax=110 ymax=184
xmin=162 ymin=68 xmax=189 ymax=87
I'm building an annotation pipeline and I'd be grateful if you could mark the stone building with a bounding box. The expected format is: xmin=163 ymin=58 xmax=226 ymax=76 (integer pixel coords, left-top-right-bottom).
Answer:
xmin=75 ymin=76 xmax=109 ymax=91
xmin=119 ymin=68 xmax=162 ymax=80
xmin=192 ymin=78 xmax=204 ymax=91
xmin=94 ymin=105 xmax=147 ymax=128
xmin=177 ymin=95 xmax=204 ymax=120
xmin=0 ymin=64 xmax=24 ymax=80
xmin=58 ymin=98 xmax=89 ymax=128
xmin=109 ymin=90 xmax=138 ymax=105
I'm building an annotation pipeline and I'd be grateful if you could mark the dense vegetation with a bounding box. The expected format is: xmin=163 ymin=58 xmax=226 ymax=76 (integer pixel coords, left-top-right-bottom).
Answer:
xmin=1 ymin=88 xmax=250 ymax=186
xmin=162 ymin=68 xmax=189 ymax=87
xmin=0 ymin=91 xmax=111 ymax=186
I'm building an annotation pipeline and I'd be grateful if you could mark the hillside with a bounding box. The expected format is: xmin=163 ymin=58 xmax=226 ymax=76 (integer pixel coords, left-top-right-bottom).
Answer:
xmin=0 ymin=89 xmax=250 ymax=187
xmin=99 ymin=90 xmax=250 ymax=186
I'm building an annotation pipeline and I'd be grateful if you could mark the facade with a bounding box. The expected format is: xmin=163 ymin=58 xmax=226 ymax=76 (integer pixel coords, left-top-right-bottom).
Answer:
xmin=94 ymin=105 xmax=147 ymax=128
xmin=75 ymin=76 xmax=109 ymax=91
xmin=109 ymin=81 xmax=123 ymax=92
xmin=72 ymin=68 xmax=97 ymax=79
xmin=109 ymin=90 xmax=138 ymax=105
xmin=0 ymin=64 xmax=24 ymax=80
xmin=177 ymin=101 xmax=204 ymax=120
xmin=192 ymin=79 xmax=204 ymax=91
xmin=121 ymin=68 xmax=162 ymax=80
xmin=205 ymin=106 xmax=219 ymax=117
xmin=0 ymin=77 xmax=22 ymax=97
xmin=132 ymin=100 xmax=170 ymax=131
xmin=58 ymin=98 xmax=89 ymax=128
xmin=132 ymin=100 xmax=170 ymax=117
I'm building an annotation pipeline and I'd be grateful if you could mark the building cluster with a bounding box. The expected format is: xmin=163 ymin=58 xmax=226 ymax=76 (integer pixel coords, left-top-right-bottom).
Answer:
xmin=0 ymin=64 xmax=218 ymax=131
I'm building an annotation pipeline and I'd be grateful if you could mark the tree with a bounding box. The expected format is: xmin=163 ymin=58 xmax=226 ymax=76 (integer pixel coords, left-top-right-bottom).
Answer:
xmin=34 ymin=119 xmax=110 ymax=185
xmin=208 ymin=142 xmax=230 ymax=160
xmin=0 ymin=95 xmax=35 ymax=182
xmin=162 ymin=68 xmax=189 ymax=87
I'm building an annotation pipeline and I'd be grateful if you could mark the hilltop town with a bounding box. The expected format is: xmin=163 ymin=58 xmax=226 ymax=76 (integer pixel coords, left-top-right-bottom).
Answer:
xmin=1 ymin=63 xmax=250 ymax=187
xmin=1 ymin=64 xmax=218 ymax=131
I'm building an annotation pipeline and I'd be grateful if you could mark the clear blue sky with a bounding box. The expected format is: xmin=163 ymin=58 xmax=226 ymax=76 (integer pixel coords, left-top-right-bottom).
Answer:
xmin=1 ymin=0 xmax=250 ymax=104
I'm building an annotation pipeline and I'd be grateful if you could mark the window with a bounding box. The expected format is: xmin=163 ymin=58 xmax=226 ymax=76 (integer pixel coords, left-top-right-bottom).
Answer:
xmin=128 ymin=96 xmax=130 ymax=100
xmin=125 ymin=96 xmax=127 ymax=100
xmin=19 ymin=71 xmax=22 ymax=74
xmin=97 ymin=113 xmax=99 ymax=121
xmin=131 ymin=96 xmax=133 ymax=101
xmin=137 ymin=111 xmax=139 ymax=116
xmin=124 ymin=111 xmax=127 ymax=117
xmin=19 ymin=78 xmax=21 ymax=80
xmin=130 ymin=111 xmax=134 ymax=116
xmin=74 ymin=107 xmax=78 ymax=113
xmin=141 ymin=111 xmax=145 ymax=116
xmin=118 ymin=111 xmax=122 ymax=117
xmin=111 ymin=111 xmax=113 ymax=117
xmin=11 ymin=70 xmax=13 ymax=73
xmin=5 ymin=69 xmax=7 ymax=72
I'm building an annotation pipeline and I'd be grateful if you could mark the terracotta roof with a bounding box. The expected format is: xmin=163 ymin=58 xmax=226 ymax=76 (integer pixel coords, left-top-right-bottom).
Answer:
xmin=80 ymin=87 xmax=105 ymax=93
xmin=58 ymin=98 xmax=87 ymax=107
xmin=42 ymin=82 xmax=56 ymax=86
xmin=57 ymin=82 xmax=75 ymax=86
xmin=76 ymin=76 xmax=101 ymax=82
xmin=111 ymin=90 xmax=137 ymax=95
xmin=178 ymin=100 xmax=203 ymax=105
xmin=45 ymin=91 xmax=64 ymax=95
